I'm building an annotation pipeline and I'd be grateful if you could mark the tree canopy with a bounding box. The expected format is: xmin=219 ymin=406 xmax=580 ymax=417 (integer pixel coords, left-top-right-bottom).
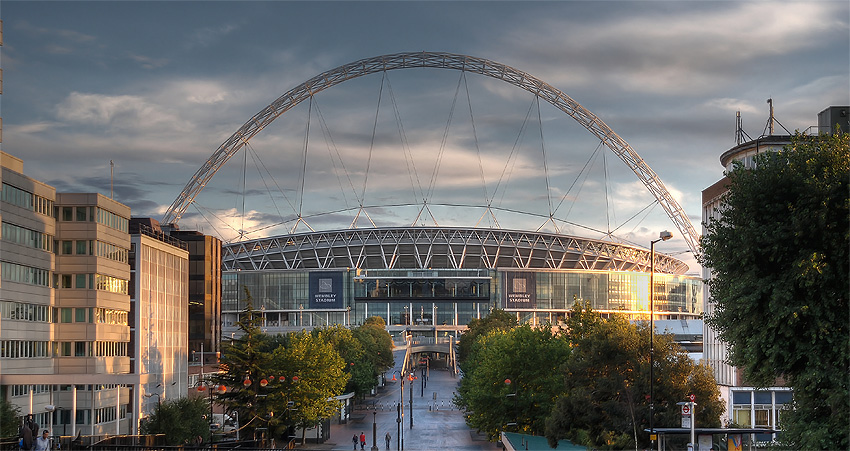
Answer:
xmin=456 ymin=308 xmax=517 ymax=363
xmin=0 ymin=398 xmax=20 ymax=438
xmin=212 ymin=288 xmax=351 ymax=444
xmin=455 ymin=324 xmax=572 ymax=440
xmin=545 ymin=308 xmax=723 ymax=449
xmin=140 ymin=397 xmax=210 ymax=445
xmin=700 ymin=132 xmax=849 ymax=448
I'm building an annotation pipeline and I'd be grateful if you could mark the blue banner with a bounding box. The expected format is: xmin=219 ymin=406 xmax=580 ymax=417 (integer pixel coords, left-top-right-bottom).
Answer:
xmin=503 ymin=272 xmax=536 ymax=309
xmin=309 ymin=272 xmax=344 ymax=309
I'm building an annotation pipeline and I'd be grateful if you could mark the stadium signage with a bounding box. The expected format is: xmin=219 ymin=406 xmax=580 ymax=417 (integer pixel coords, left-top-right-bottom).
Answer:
xmin=309 ymin=272 xmax=344 ymax=309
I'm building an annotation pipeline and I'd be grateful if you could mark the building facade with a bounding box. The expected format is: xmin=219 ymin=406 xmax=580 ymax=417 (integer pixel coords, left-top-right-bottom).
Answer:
xmin=0 ymin=152 xmax=194 ymax=438
xmin=221 ymin=228 xmax=703 ymax=341
xmin=129 ymin=218 xmax=190 ymax=429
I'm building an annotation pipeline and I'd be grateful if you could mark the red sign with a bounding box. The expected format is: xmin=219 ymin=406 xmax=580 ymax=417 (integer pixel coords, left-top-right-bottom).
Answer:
xmin=681 ymin=404 xmax=691 ymax=415
xmin=689 ymin=393 xmax=696 ymax=402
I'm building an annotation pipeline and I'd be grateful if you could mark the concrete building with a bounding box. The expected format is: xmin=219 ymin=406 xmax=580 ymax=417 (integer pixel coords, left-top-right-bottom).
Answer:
xmin=129 ymin=218 xmax=190 ymax=430
xmin=0 ymin=152 xmax=193 ymax=437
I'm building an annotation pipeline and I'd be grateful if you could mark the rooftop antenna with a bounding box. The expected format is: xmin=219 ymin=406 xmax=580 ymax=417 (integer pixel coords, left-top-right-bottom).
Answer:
xmin=735 ymin=111 xmax=753 ymax=145
xmin=767 ymin=98 xmax=775 ymax=135
xmin=110 ymin=160 xmax=114 ymax=199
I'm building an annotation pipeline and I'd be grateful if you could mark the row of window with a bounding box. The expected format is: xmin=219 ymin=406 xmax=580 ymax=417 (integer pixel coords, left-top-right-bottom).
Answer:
xmin=0 ymin=301 xmax=51 ymax=322
xmin=2 ymin=221 xmax=53 ymax=252
xmin=0 ymin=301 xmax=129 ymax=326
xmin=56 ymin=239 xmax=128 ymax=263
xmin=57 ymin=206 xmax=129 ymax=233
xmin=9 ymin=384 xmax=125 ymax=396
xmin=3 ymin=303 xmax=125 ymax=326
xmin=96 ymin=207 xmax=129 ymax=233
xmin=9 ymin=384 xmax=51 ymax=397
xmin=58 ymin=273 xmax=129 ymax=294
xmin=1 ymin=184 xmax=129 ymax=233
xmin=0 ymin=340 xmax=129 ymax=358
xmin=1 ymin=183 xmax=53 ymax=216
xmin=0 ymin=261 xmax=51 ymax=286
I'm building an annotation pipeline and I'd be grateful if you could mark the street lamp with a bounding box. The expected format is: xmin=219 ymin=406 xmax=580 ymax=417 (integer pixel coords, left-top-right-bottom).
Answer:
xmin=197 ymin=379 xmax=227 ymax=442
xmin=504 ymin=379 xmax=518 ymax=429
xmin=649 ymin=230 xmax=672 ymax=446
xmin=371 ymin=411 xmax=379 ymax=451
xmin=390 ymin=370 xmax=415 ymax=450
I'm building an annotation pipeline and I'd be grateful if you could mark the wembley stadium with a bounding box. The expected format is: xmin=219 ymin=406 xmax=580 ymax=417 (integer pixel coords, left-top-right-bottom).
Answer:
xmin=161 ymin=52 xmax=704 ymax=340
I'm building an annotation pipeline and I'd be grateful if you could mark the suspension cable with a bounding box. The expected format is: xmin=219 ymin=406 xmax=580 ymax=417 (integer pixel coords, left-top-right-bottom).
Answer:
xmin=385 ymin=73 xmax=424 ymax=205
xmin=362 ymin=72 xmax=385 ymax=204
xmin=463 ymin=72 xmax=490 ymax=208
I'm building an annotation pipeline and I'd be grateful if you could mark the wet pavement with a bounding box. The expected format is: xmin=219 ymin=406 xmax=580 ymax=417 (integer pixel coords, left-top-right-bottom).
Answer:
xmin=302 ymin=350 xmax=497 ymax=451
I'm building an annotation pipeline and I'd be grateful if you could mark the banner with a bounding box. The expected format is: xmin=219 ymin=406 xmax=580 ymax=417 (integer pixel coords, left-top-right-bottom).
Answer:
xmin=503 ymin=272 xmax=536 ymax=309
xmin=309 ymin=272 xmax=344 ymax=309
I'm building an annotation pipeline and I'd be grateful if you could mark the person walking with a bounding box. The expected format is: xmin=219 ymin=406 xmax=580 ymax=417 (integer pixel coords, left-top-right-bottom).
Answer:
xmin=385 ymin=432 xmax=391 ymax=449
xmin=33 ymin=430 xmax=50 ymax=451
xmin=359 ymin=431 xmax=366 ymax=450
xmin=352 ymin=434 xmax=359 ymax=450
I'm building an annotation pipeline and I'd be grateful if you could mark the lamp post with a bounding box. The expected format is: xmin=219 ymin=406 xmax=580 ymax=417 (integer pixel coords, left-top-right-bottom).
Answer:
xmin=504 ymin=378 xmax=518 ymax=430
xmin=408 ymin=372 xmax=414 ymax=428
xmin=44 ymin=405 xmax=55 ymax=438
xmin=197 ymin=379 xmax=227 ymax=443
xmin=371 ymin=411 xmax=379 ymax=451
xmin=649 ymin=230 xmax=672 ymax=447
xmin=390 ymin=370 xmax=407 ymax=450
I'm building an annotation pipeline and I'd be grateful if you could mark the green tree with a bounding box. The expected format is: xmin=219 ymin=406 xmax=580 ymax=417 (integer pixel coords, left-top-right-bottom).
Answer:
xmin=212 ymin=288 xmax=275 ymax=439
xmin=545 ymin=312 xmax=723 ymax=449
xmin=312 ymin=325 xmax=368 ymax=397
xmin=454 ymin=324 xmax=571 ymax=439
xmin=0 ymin=398 xmax=20 ymax=438
xmin=140 ymin=397 xmax=210 ymax=445
xmin=350 ymin=317 xmax=394 ymax=399
xmin=269 ymin=331 xmax=348 ymax=444
xmin=456 ymin=308 xmax=517 ymax=364
xmin=700 ymin=132 xmax=849 ymax=449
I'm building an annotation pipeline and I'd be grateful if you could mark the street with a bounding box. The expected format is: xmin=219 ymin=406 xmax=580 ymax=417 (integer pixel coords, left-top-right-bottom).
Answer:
xmin=307 ymin=349 xmax=496 ymax=451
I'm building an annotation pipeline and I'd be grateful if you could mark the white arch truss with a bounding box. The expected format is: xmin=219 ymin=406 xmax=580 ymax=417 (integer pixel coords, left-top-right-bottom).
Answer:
xmin=163 ymin=51 xmax=699 ymax=254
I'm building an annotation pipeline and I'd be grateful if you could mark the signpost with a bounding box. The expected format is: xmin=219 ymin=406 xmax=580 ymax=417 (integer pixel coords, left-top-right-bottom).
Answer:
xmin=678 ymin=395 xmax=696 ymax=451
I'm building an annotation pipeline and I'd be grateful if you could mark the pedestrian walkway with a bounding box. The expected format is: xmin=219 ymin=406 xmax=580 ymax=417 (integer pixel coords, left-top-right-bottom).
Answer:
xmin=302 ymin=350 xmax=496 ymax=451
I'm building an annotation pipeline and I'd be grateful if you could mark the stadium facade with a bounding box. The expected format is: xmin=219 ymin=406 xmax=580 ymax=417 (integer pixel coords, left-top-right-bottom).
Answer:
xmin=221 ymin=227 xmax=702 ymax=340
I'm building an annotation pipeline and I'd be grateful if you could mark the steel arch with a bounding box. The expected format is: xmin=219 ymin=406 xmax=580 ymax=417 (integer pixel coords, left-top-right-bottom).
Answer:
xmin=162 ymin=51 xmax=700 ymax=254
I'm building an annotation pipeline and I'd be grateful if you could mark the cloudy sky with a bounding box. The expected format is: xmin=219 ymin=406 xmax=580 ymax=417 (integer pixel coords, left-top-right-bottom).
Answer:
xmin=2 ymin=1 xmax=848 ymax=273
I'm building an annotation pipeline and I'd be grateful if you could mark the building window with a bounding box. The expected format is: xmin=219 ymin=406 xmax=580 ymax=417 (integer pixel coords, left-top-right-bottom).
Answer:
xmin=76 ymin=240 xmax=88 ymax=255
xmin=62 ymin=207 xmax=73 ymax=221
xmin=76 ymin=207 xmax=87 ymax=222
xmin=74 ymin=342 xmax=87 ymax=357
xmin=75 ymin=274 xmax=87 ymax=289
xmin=60 ymin=308 xmax=72 ymax=323
xmin=62 ymin=241 xmax=73 ymax=255
xmin=75 ymin=308 xmax=87 ymax=323
xmin=61 ymin=275 xmax=72 ymax=289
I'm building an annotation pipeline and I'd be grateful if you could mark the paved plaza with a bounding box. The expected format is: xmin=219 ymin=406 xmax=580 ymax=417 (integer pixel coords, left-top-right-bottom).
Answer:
xmin=304 ymin=350 xmax=497 ymax=451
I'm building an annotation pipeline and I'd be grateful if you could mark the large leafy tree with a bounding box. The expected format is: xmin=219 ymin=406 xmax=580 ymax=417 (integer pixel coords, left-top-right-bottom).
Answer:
xmin=0 ymin=398 xmax=20 ymax=438
xmin=700 ymin=132 xmax=849 ymax=448
xmin=454 ymin=324 xmax=571 ymax=439
xmin=312 ymin=325 xmax=368 ymax=397
xmin=456 ymin=308 xmax=517 ymax=364
xmin=350 ymin=316 xmax=395 ymax=399
xmin=140 ymin=397 xmax=210 ymax=445
xmin=269 ymin=331 xmax=348 ymax=444
xmin=545 ymin=309 xmax=723 ymax=449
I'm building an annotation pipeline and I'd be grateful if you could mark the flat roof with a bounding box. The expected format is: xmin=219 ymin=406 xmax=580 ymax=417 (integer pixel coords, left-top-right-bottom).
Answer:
xmin=648 ymin=428 xmax=777 ymax=435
